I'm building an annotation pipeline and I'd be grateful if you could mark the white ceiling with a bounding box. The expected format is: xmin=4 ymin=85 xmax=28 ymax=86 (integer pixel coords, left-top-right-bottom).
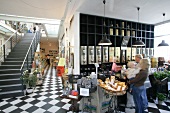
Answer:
xmin=77 ymin=0 xmax=170 ymax=24
xmin=0 ymin=0 xmax=170 ymax=37
xmin=0 ymin=0 xmax=68 ymax=20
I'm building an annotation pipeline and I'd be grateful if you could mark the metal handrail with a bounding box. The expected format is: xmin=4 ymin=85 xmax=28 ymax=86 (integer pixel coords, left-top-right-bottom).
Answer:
xmin=0 ymin=28 xmax=22 ymax=48
xmin=0 ymin=27 xmax=24 ymax=63
xmin=20 ymin=31 xmax=40 ymax=71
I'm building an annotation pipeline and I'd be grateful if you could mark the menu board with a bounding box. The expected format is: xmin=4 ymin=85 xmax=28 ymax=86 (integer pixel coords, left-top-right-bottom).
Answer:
xmin=49 ymin=50 xmax=58 ymax=56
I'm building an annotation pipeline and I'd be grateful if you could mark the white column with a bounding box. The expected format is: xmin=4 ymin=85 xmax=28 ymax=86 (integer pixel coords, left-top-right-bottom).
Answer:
xmin=73 ymin=12 xmax=80 ymax=74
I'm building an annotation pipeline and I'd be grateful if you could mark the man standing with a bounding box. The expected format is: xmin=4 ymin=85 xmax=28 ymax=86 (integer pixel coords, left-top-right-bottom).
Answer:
xmin=135 ymin=54 xmax=143 ymax=67
xmin=126 ymin=54 xmax=143 ymax=109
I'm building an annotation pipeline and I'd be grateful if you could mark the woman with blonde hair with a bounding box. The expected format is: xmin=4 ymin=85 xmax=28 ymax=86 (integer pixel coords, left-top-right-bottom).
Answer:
xmin=129 ymin=58 xmax=150 ymax=113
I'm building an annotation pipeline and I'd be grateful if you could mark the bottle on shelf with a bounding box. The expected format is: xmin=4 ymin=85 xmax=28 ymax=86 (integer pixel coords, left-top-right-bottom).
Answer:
xmin=122 ymin=22 xmax=124 ymax=28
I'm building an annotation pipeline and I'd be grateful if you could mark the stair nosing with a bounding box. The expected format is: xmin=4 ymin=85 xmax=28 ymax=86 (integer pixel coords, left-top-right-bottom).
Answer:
xmin=0 ymin=73 xmax=21 ymax=76
xmin=0 ymin=78 xmax=20 ymax=82
xmin=0 ymin=69 xmax=20 ymax=71
xmin=0 ymin=65 xmax=21 ymax=66
xmin=0 ymin=84 xmax=22 ymax=88
xmin=0 ymin=90 xmax=23 ymax=95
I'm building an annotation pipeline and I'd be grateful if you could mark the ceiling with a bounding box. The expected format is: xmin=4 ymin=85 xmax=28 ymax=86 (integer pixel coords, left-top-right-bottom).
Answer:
xmin=77 ymin=0 xmax=170 ymax=25
xmin=0 ymin=0 xmax=68 ymax=20
xmin=0 ymin=0 xmax=170 ymax=38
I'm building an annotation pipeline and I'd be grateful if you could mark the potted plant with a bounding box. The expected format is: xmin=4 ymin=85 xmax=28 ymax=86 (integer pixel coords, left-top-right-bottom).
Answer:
xmin=26 ymin=73 xmax=37 ymax=94
xmin=157 ymin=93 xmax=166 ymax=104
xmin=20 ymin=70 xmax=29 ymax=95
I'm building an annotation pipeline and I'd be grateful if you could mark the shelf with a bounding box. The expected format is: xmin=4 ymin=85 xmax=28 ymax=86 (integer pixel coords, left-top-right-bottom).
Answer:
xmin=79 ymin=13 xmax=154 ymax=76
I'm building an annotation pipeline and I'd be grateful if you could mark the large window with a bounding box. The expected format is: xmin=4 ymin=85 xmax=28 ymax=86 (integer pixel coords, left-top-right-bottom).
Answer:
xmin=154 ymin=22 xmax=170 ymax=61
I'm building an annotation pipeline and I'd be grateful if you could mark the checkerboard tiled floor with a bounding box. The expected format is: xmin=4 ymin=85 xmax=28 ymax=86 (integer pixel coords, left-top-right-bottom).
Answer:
xmin=0 ymin=66 xmax=170 ymax=113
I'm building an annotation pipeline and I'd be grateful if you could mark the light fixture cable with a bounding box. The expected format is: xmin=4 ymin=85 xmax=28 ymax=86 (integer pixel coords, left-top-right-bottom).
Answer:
xmin=103 ymin=0 xmax=106 ymax=33
xmin=137 ymin=7 xmax=140 ymax=40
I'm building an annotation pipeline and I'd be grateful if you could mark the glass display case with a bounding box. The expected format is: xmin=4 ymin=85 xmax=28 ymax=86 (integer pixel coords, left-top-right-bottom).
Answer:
xmin=121 ymin=50 xmax=126 ymax=63
xmin=96 ymin=46 xmax=101 ymax=64
xmin=81 ymin=46 xmax=87 ymax=65
xmin=132 ymin=47 xmax=136 ymax=61
xmin=149 ymin=48 xmax=154 ymax=57
xmin=126 ymin=47 xmax=131 ymax=61
xmin=115 ymin=47 xmax=120 ymax=63
xmin=103 ymin=47 xmax=108 ymax=63
xmin=136 ymin=48 xmax=141 ymax=54
xmin=109 ymin=47 xmax=114 ymax=62
xmin=145 ymin=48 xmax=149 ymax=57
xmin=88 ymin=46 xmax=94 ymax=64
xmin=141 ymin=48 xmax=145 ymax=55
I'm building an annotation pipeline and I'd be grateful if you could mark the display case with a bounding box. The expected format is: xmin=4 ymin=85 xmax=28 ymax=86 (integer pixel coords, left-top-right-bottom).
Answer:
xmin=109 ymin=47 xmax=114 ymax=62
xmin=149 ymin=48 xmax=154 ymax=57
xmin=136 ymin=48 xmax=141 ymax=54
xmin=121 ymin=50 xmax=126 ymax=63
xmin=81 ymin=46 xmax=87 ymax=65
xmin=132 ymin=48 xmax=136 ymax=61
xmin=96 ymin=46 xmax=101 ymax=64
xmin=140 ymin=48 xmax=145 ymax=55
xmin=126 ymin=48 xmax=131 ymax=61
xmin=145 ymin=48 xmax=149 ymax=57
xmin=115 ymin=47 xmax=120 ymax=63
xmin=103 ymin=47 xmax=108 ymax=63
xmin=88 ymin=46 xmax=95 ymax=64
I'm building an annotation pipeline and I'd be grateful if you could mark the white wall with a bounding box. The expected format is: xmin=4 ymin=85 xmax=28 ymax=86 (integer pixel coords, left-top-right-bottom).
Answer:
xmin=154 ymin=22 xmax=170 ymax=61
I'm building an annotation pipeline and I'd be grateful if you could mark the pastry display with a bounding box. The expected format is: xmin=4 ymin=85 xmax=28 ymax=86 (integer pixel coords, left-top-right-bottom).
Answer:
xmin=98 ymin=77 xmax=127 ymax=93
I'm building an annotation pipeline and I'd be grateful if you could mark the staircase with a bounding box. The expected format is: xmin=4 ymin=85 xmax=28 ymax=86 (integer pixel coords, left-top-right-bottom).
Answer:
xmin=0 ymin=33 xmax=36 ymax=99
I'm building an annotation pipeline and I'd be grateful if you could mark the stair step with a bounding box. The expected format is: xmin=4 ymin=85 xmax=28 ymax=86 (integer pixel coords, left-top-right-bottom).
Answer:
xmin=0 ymin=69 xmax=20 ymax=74
xmin=8 ymin=54 xmax=27 ymax=57
xmin=2 ymin=61 xmax=24 ymax=65
xmin=0 ymin=78 xmax=21 ymax=85
xmin=0 ymin=73 xmax=21 ymax=79
xmin=0 ymin=65 xmax=21 ymax=69
xmin=9 ymin=52 xmax=27 ymax=54
xmin=5 ymin=58 xmax=24 ymax=61
xmin=0 ymin=84 xmax=23 ymax=92
xmin=0 ymin=90 xmax=24 ymax=99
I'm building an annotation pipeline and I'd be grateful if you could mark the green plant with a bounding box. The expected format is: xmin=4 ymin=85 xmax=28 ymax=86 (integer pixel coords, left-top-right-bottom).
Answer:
xmin=28 ymin=74 xmax=37 ymax=88
xmin=157 ymin=93 xmax=166 ymax=101
xmin=153 ymin=70 xmax=170 ymax=80
xmin=20 ymin=70 xmax=29 ymax=86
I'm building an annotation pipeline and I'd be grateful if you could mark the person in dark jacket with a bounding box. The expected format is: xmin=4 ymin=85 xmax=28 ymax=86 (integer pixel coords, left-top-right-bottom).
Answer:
xmin=129 ymin=58 xmax=150 ymax=113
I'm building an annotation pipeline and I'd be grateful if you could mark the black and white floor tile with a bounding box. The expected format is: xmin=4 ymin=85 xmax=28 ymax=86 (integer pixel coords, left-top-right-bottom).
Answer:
xmin=0 ymin=66 xmax=170 ymax=113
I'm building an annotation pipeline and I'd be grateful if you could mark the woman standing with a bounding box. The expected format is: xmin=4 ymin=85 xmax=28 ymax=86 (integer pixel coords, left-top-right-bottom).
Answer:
xmin=129 ymin=58 xmax=150 ymax=113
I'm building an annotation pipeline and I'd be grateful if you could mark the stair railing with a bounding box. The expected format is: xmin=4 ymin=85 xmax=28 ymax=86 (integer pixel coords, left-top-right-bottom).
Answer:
xmin=20 ymin=31 xmax=40 ymax=75
xmin=0 ymin=27 xmax=24 ymax=64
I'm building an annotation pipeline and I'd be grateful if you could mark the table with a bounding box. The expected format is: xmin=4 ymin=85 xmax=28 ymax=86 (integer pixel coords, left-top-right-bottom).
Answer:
xmin=105 ymin=91 xmax=126 ymax=113
xmin=60 ymin=95 xmax=82 ymax=112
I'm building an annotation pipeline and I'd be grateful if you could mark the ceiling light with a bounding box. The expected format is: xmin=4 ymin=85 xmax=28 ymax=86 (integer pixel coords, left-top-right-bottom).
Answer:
xmin=158 ymin=13 xmax=169 ymax=47
xmin=98 ymin=0 xmax=112 ymax=46
xmin=158 ymin=40 xmax=169 ymax=47
xmin=132 ymin=7 xmax=145 ymax=47
xmin=98 ymin=33 xmax=112 ymax=45
xmin=133 ymin=40 xmax=145 ymax=46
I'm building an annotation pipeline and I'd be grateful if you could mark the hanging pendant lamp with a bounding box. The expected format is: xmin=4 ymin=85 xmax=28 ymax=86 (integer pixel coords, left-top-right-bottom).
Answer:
xmin=98 ymin=0 xmax=112 ymax=45
xmin=158 ymin=40 xmax=169 ymax=47
xmin=158 ymin=13 xmax=169 ymax=47
xmin=132 ymin=7 xmax=145 ymax=47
